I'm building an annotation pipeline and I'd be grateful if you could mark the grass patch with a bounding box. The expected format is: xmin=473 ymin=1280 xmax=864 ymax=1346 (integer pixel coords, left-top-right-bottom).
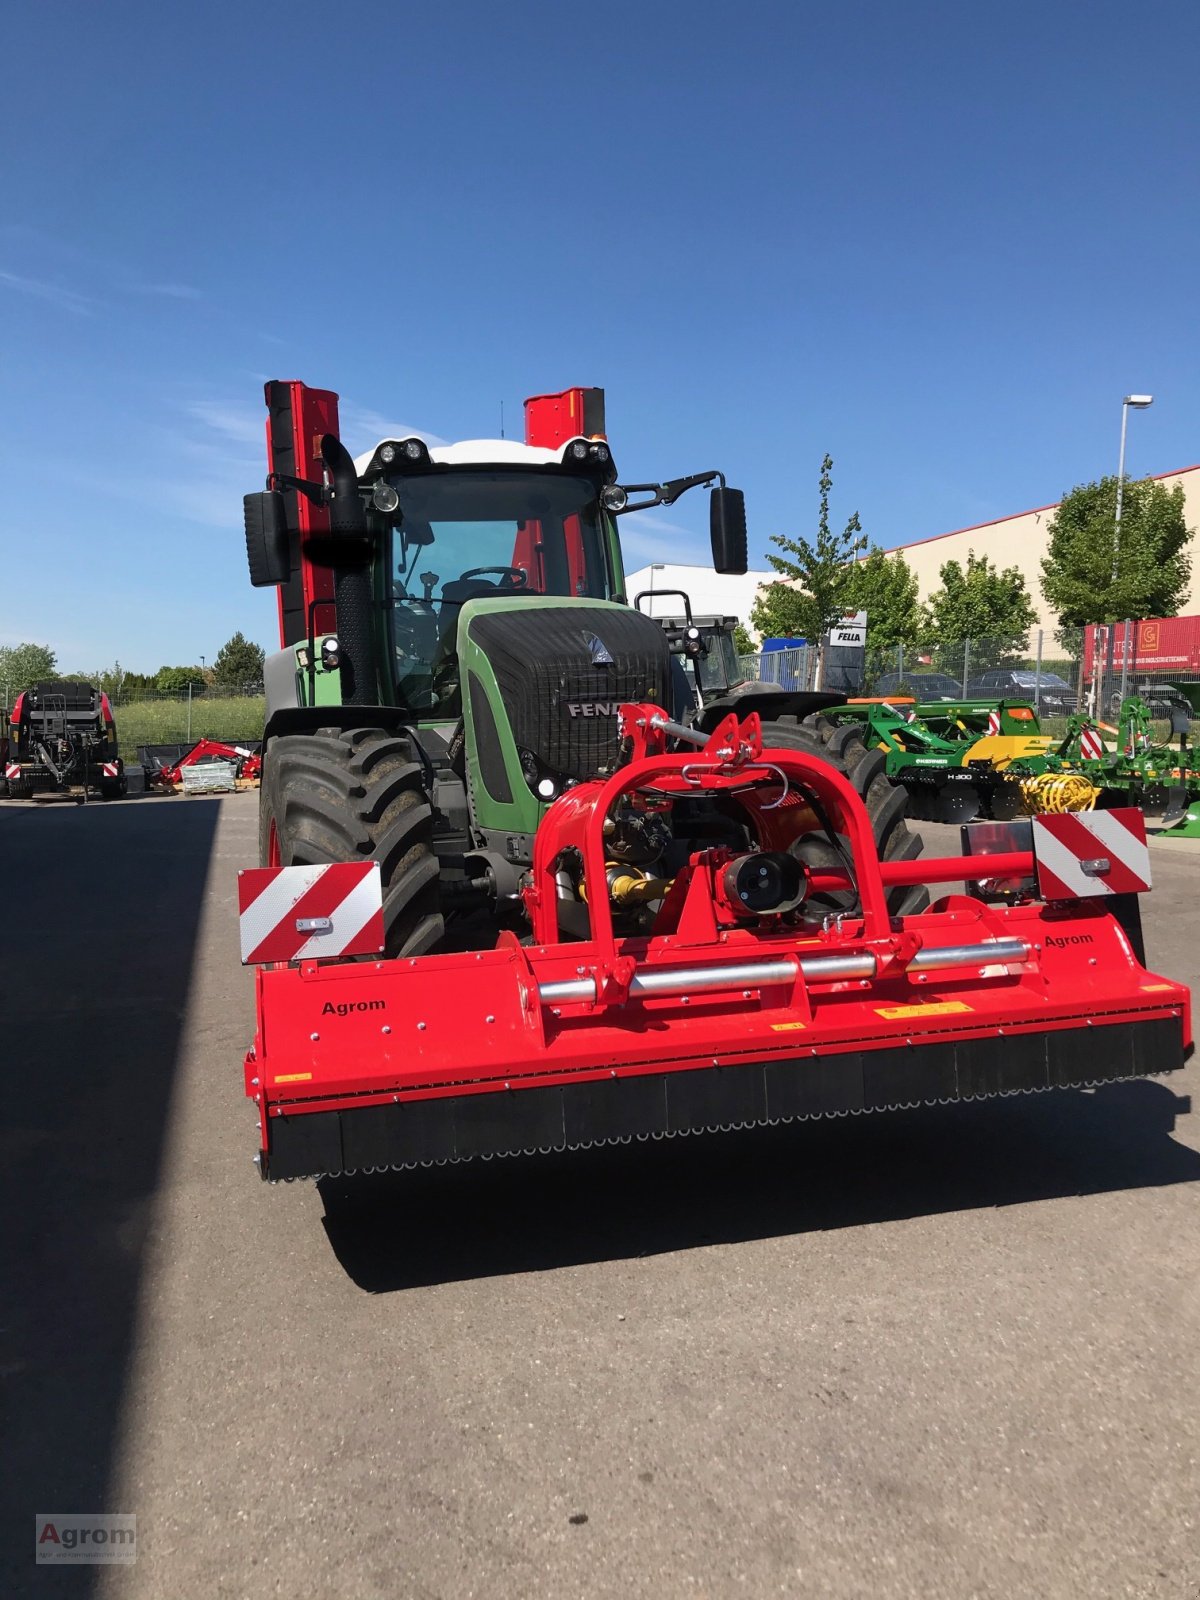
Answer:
xmin=112 ymin=695 xmax=265 ymax=760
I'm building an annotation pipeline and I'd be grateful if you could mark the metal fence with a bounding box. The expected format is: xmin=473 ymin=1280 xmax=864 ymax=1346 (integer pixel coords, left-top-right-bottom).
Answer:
xmin=737 ymin=646 xmax=817 ymax=690
xmin=80 ymin=684 xmax=265 ymax=759
xmin=740 ymin=623 xmax=1200 ymax=731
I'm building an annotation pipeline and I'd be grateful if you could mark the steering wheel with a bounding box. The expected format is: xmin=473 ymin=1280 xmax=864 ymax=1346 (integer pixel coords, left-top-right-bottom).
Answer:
xmin=459 ymin=565 xmax=529 ymax=589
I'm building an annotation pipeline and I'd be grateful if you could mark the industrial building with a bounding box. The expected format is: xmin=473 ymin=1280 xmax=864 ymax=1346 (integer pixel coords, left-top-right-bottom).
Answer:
xmin=885 ymin=465 xmax=1200 ymax=634
xmin=624 ymin=561 xmax=774 ymax=635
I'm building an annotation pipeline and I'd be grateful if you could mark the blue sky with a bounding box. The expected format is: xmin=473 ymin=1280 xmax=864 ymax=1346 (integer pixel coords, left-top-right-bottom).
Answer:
xmin=3 ymin=0 xmax=1197 ymax=671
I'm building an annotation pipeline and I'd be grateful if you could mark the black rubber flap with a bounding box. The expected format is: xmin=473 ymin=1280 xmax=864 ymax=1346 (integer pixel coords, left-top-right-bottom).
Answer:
xmin=265 ymin=1016 xmax=1187 ymax=1179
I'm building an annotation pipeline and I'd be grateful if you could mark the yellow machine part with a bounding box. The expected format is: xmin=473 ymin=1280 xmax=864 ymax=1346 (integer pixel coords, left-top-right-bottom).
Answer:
xmin=960 ymin=734 xmax=1052 ymax=770
xmin=1020 ymin=772 xmax=1100 ymax=814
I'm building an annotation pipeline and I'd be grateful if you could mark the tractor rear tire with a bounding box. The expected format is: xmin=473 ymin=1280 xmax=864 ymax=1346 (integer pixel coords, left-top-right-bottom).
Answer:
xmin=760 ymin=715 xmax=929 ymax=918
xmin=259 ymin=726 xmax=444 ymax=959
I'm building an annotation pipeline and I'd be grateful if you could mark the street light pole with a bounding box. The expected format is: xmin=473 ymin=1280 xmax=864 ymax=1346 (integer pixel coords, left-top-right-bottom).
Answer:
xmin=1108 ymin=394 xmax=1154 ymax=709
xmin=1112 ymin=394 xmax=1154 ymax=582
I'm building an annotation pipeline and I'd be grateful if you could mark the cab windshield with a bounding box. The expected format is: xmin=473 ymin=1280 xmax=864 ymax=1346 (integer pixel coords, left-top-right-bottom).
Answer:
xmin=696 ymin=631 xmax=743 ymax=693
xmin=387 ymin=469 xmax=614 ymax=714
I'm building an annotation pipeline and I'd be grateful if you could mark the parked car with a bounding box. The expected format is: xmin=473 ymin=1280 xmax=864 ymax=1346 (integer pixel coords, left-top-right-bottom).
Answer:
xmin=1108 ymin=682 xmax=1193 ymax=720
xmin=872 ymin=671 xmax=965 ymax=701
xmin=966 ymin=668 xmax=1078 ymax=715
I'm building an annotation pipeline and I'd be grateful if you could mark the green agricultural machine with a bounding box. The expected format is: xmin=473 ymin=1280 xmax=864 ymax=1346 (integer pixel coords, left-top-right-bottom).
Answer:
xmin=818 ymin=697 xmax=1049 ymax=823
xmin=1007 ymin=696 xmax=1200 ymax=824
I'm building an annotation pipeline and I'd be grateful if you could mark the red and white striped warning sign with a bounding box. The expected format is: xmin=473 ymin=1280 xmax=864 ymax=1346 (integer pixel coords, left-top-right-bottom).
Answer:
xmin=5 ymin=764 xmax=20 ymax=782
xmin=1079 ymin=727 xmax=1105 ymax=760
xmin=101 ymin=761 xmax=120 ymax=778
xmin=986 ymin=709 xmax=1001 ymax=735
xmin=237 ymin=862 xmax=385 ymax=964
xmin=1032 ymin=807 xmax=1151 ymax=899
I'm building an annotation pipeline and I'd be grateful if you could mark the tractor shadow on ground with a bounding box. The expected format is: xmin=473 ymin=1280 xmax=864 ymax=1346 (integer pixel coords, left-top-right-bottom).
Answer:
xmin=0 ymin=800 xmax=221 ymax=1600
xmin=319 ymin=1076 xmax=1199 ymax=1293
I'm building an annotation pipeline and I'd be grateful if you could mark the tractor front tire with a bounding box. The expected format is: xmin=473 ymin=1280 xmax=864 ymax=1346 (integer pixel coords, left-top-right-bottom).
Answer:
xmin=760 ymin=715 xmax=929 ymax=918
xmin=259 ymin=726 xmax=444 ymax=959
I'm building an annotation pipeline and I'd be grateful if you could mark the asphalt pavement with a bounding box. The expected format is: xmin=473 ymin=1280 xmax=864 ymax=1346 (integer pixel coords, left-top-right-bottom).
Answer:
xmin=3 ymin=793 xmax=1199 ymax=1599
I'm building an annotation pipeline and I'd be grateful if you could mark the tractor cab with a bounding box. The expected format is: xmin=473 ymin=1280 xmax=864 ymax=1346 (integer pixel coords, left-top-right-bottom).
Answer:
xmin=373 ymin=448 xmax=622 ymax=718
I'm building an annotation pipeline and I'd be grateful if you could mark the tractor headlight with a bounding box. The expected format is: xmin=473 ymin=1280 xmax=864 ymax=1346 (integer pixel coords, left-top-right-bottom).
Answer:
xmin=568 ymin=440 xmax=589 ymax=461
xmin=372 ymin=481 xmax=400 ymax=513
xmin=377 ymin=438 xmax=429 ymax=470
xmin=518 ymin=748 xmax=561 ymax=802
xmin=601 ymin=485 xmax=628 ymax=512
xmin=589 ymin=443 xmax=610 ymax=463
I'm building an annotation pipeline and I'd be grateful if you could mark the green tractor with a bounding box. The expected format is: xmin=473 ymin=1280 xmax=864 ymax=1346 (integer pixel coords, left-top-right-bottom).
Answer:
xmin=244 ymin=382 xmax=929 ymax=961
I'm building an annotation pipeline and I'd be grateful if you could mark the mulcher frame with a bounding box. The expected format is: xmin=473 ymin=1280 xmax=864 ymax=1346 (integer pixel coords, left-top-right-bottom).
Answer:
xmin=244 ymin=707 xmax=1191 ymax=1179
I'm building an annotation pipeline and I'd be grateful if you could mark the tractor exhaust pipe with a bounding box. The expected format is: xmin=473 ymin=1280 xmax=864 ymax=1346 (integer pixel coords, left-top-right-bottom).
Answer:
xmin=321 ymin=435 xmax=375 ymax=706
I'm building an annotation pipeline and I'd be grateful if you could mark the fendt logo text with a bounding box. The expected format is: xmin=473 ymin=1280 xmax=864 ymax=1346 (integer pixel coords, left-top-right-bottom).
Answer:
xmin=565 ymin=701 xmax=622 ymax=718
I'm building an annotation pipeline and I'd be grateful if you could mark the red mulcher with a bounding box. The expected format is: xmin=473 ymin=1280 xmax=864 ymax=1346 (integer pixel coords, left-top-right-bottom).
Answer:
xmin=237 ymin=384 xmax=1190 ymax=1182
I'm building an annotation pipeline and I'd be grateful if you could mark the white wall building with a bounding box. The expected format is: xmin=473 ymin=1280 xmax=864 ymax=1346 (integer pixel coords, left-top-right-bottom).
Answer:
xmin=624 ymin=562 xmax=774 ymax=639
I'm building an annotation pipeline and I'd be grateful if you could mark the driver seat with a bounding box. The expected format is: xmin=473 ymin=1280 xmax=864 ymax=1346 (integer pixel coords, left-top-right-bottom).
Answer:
xmin=439 ymin=576 xmax=507 ymax=608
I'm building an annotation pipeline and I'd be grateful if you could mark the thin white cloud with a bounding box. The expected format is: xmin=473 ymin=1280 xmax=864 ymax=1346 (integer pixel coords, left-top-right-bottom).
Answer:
xmin=340 ymin=401 xmax=447 ymax=450
xmin=0 ymin=270 xmax=92 ymax=315
xmin=132 ymin=281 xmax=204 ymax=300
xmin=186 ymin=399 xmax=265 ymax=448
xmin=617 ymin=511 xmax=706 ymax=568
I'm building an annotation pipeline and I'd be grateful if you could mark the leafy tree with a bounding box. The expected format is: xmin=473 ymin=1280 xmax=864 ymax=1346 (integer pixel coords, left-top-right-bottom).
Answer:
xmin=842 ymin=546 xmax=920 ymax=648
xmin=155 ymin=665 xmax=207 ymax=694
xmin=841 ymin=546 xmax=922 ymax=687
xmin=0 ymin=642 xmax=57 ymax=698
xmin=67 ymin=661 xmax=155 ymax=697
xmin=1041 ymin=475 xmax=1193 ymax=626
xmin=921 ymin=551 xmax=1038 ymax=673
xmin=732 ymin=622 xmax=754 ymax=656
xmin=213 ymin=631 xmax=266 ymax=688
xmin=751 ymin=454 xmax=865 ymax=642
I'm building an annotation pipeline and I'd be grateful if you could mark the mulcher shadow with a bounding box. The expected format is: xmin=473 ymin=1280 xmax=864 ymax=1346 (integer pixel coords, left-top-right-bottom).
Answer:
xmin=319 ymin=1076 xmax=1198 ymax=1292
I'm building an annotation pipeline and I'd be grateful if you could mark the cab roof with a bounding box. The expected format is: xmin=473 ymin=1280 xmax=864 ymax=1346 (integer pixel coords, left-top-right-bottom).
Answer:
xmin=354 ymin=437 xmax=596 ymax=478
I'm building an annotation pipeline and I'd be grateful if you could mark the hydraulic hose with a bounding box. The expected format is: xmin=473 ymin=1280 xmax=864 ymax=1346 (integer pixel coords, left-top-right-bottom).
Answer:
xmin=1020 ymin=772 xmax=1099 ymax=814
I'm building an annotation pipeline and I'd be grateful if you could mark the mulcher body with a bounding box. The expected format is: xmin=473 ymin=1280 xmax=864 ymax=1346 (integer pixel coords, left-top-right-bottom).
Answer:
xmin=239 ymin=384 xmax=1190 ymax=1180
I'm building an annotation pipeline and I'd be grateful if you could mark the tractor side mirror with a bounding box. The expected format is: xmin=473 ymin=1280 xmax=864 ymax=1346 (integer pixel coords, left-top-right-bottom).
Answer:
xmin=710 ymin=487 xmax=747 ymax=575
xmin=244 ymin=491 xmax=290 ymax=587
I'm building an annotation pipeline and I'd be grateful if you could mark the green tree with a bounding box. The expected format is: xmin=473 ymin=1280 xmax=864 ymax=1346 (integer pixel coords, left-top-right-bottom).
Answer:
xmin=0 ymin=642 xmax=57 ymax=698
xmin=67 ymin=661 xmax=155 ymax=698
xmin=751 ymin=454 xmax=864 ymax=642
xmin=155 ymin=665 xmax=207 ymax=694
xmin=842 ymin=546 xmax=920 ymax=648
xmin=1041 ymin=475 xmax=1193 ymax=626
xmin=842 ymin=546 xmax=921 ymax=687
xmin=212 ymin=631 xmax=266 ymax=688
xmin=921 ymin=551 xmax=1038 ymax=673
xmin=732 ymin=622 xmax=754 ymax=656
